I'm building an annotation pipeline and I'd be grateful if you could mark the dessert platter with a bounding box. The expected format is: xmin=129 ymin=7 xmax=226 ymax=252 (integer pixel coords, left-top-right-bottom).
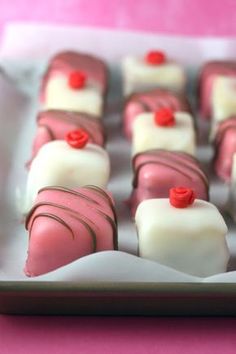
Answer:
xmin=0 ymin=24 xmax=236 ymax=315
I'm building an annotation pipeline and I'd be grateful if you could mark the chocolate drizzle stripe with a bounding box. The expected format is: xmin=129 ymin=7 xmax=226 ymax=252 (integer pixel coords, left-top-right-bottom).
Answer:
xmin=26 ymin=201 xmax=95 ymax=229
xmin=133 ymin=150 xmax=207 ymax=184
xmin=83 ymin=185 xmax=118 ymax=225
xmin=150 ymin=151 xmax=209 ymax=185
xmin=38 ymin=110 xmax=98 ymax=123
xmin=37 ymin=112 xmax=106 ymax=145
xmin=28 ymin=200 xmax=117 ymax=250
xmin=30 ymin=212 xmax=75 ymax=239
xmin=38 ymin=124 xmax=55 ymax=140
xmin=88 ymin=204 xmax=118 ymax=250
xmin=215 ymin=122 xmax=236 ymax=146
xmin=27 ymin=202 xmax=97 ymax=252
xmin=133 ymin=160 xmax=193 ymax=187
xmin=32 ymin=187 xmax=117 ymax=249
xmin=135 ymin=155 xmax=209 ymax=188
xmin=132 ymin=149 xmax=202 ymax=169
xmin=214 ymin=124 xmax=236 ymax=163
xmin=38 ymin=186 xmax=100 ymax=206
xmin=133 ymin=159 xmax=209 ymax=199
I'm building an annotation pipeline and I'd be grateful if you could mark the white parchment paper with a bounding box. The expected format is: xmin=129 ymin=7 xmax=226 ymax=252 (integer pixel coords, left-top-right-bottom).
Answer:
xmin=0 ymin=23 xmax=236 ymax=283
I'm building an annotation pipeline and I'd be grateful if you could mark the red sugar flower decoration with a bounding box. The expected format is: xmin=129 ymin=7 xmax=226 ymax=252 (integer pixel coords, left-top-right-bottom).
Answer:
xmin=154 ymin=108 xmax=175 ymax=127
xmin=145 ymin=50 xmax=166 ymax=65
xmin=66 ymin=129 xmax=89 ymax=149
xmin=169 ymin=187 xmax=196 ymax=208
xmin=68 ymin=71 xmax=87 ymax=89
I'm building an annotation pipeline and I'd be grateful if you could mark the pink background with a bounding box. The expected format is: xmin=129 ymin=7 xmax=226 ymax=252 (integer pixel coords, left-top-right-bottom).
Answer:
xmin=1 ymin=0 xmax=236 ymax=353
xmin=1 ymin=0 xmax=236 ymax=36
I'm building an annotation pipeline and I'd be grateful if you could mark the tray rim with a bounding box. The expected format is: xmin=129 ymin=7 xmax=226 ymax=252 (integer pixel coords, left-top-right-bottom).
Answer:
xmin=1 ymin=280 xmax=236 ymax=295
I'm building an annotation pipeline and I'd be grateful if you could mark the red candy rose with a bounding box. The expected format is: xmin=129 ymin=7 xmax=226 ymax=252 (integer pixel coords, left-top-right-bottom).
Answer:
xmin=169 ymin=187 xmax=196 ymax=208
xmin=145 ymin=50 xmax=166 ymax=65
xmin=66 ymin=129 xmax=89 ymax=149
xmin=154 ymin=108 xmax=175 ymax=127
xmin=68 ymin=71 xmax=87 ymax=89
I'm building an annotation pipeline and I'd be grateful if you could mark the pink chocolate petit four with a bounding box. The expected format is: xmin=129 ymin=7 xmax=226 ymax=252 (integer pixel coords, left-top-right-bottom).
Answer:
xmin=129 ymin=150 xmax=209 ymax=216
xmin=40 ymin=51 xmax=108 ymax=116
xmin=24 ymin=185 xmax=117 ymax=277
xmin=214 ymin=117 xmax=236 ymax=182
xmin=199 ymin=61 xmax=236 ymax=120
xmin=123 ymin=89 xmax=192 ymax=139
xmin=30 ymin=109 xmax=106 ymax=162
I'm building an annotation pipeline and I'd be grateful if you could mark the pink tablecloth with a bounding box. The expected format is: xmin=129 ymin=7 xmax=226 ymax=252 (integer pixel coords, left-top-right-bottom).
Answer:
xmin=0 ymin=0 xmax=236 ymax=36
xmin=0 ymin=316 xmax=236 ymax=354
xmin=1 ymin=1 xmax=236 ymax=352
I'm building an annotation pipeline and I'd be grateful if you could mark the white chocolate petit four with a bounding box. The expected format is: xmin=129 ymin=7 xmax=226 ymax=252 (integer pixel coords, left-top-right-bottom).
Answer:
xmin=122 ymin=51 xmax=186 ymax=96
xmin=44 ymin=74 xmax=103 ymax=116
xmin=212 ymin=76 xmax=236 ymax=123
xmin=132 ymin=108 xmax=196 ymax=156
xmin=135 ymin=188 xmax=229 ymax=277
xmin=25 ymin=130 xmax=110 ymax=212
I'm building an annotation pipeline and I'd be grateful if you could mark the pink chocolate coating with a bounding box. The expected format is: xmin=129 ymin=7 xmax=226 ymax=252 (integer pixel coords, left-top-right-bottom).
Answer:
xmin=24 ymin=186 xmax=117 ymax=277
xmin=40 ymin=51 xmax=108 ymax=103
xmin=130 ymin=150 xmax=209 ymax=216
xmin=29 ymin=110 xmax=106 ymax=164
xmin=123 ymin=89 xmax=192 ymax=139
xmin=214 ymin=117 xmax=236 ymax=182
xmin=199 ymin=61 xmax=236 ymax=120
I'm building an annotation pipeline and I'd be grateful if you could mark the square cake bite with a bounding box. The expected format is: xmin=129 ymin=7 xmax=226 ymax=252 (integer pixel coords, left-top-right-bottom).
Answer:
xmin=29 ymin=110 xmax=106 ymax=165
xmin=123 ymin=88 xmax=192 ymax=139
xmin=130 ymin=150 xmax=209 ymax=216
xmin=40 ymin=51 xmax=108 ymax=117
xmin=199 ymin=60 xmax=236 ymax=120
xmin=212 ymin=76 xmax=236 ymax=123
xmin=214 ymin=117 xmax=236 ymax=182
xmin=135 ymin=188 xmax=229 ymax=277
xmin=132 ymin=108 xmax=196 ymax=156
xmin=25 ymin=130 xmax=110 ymax=212
xmin=122 ymin=50 xmax=186 ymax=96
xmin=24 ymin=186 xmax=117 ymax=277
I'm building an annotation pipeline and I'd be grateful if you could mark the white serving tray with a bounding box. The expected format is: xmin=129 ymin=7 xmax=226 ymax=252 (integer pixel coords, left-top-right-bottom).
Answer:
xmin=0 ymin=24 xmax=236 ymax=315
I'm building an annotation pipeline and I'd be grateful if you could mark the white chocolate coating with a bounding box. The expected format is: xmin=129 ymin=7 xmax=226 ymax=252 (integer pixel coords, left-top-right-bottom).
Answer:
xmin=122 ymin=56 xmax=186 ymax=96
xmin=135 ymin=199 xmax=229 ymax=277
xmin=25 ymin=141 xmax=110 ymax=212
xmin=212 ymin=76 xmax=236 ymax=122
xmin=44 ymin=74 xmax=103 ymax=116
xmin=132 ymin=111 xmax=196 ymax=156
xmin=228 ymin=153 xmax=236 ymax=221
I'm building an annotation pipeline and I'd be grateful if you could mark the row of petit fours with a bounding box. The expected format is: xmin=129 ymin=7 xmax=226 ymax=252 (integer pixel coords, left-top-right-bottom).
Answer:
xmin=24 ymin=51 xmax=115 ymax=278
xmin=23 ymin=50 xmax=229 ymax=279
xmin=123 ymin=53 xmax=236 ymax=222
xmin=122 ymin=51 xmax=230 ymax=277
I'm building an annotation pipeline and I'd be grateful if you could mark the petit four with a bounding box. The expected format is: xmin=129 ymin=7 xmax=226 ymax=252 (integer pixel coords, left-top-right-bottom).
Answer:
xmin=135 ymin=188 xmax=229 ymax=277
xmin=24 ymin=186 xmax=117 ymax=276
xmin=123 ymin=88 xmax=192 ymax=139
xmin=25 ymin=130 xmax=110 ymax=212
xmin=212 ymin=76 xmax=236 ymax=124
xmin=122 ymin=50 xmax=186 ymax=96
xmin=199 ymin=61 xmax=236 ymax=120
xmin=30 ymin=109 xmax=106 ymax=161
xmin=130 ymin=150 xmax=209 ymax=216
xmin=228 ymin=153 xmax=236 ymax=221
xmin=214 ymin=117 xmax=236 ymax=182
xmin=132 ymin=109 xmax=196 ymax=156
xmin=40 ymin=51 xmax=108 ymax=116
